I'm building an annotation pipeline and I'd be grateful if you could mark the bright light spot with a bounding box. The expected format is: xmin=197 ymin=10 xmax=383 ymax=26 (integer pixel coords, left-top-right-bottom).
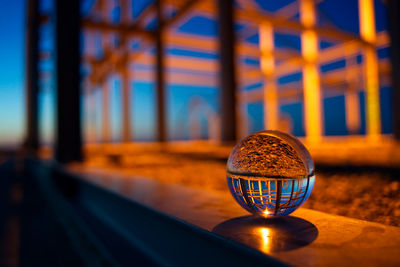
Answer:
xmin=259 ymin=227 xmax=272 ymax=253
xmin=263 ymin=209 xmax=272 ymax=216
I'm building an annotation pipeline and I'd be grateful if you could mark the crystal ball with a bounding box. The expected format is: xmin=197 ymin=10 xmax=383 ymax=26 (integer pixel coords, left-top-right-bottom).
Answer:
xmin=227 ymin=130 xmax=315 ymax=216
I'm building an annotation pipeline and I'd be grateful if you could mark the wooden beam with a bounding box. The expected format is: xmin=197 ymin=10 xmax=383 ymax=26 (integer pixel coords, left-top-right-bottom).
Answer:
xmin=194 ymin=0 xmax=364 ymax=43
xmin=239 ymin=31 xmax=389 ymax=87
xmin=82 ymin=50 xmax=391 ymax=92
xmin=128 ymin=69 xmax=217 ymax=87
xmin=82 ymin=0 xmax=157 ymax=88
xmin=166 ymin=31 xmax=301 ymax=60
xmin=127 ymin=55 xmax=391 ymax=89
xmin=165 ymin=0 xmax=201 ymax=27
xmin=133 ymin=53 xmax=217 ymax=73
xmin=84 ymin=27 xmax=388 ymax=90
xmin=84 ymin=1 xmax=204 ymax=90
xmin=82 ymin=19 xmax=153 ymax=39
xmin=238 ymin=60 xmax=391 ymax=104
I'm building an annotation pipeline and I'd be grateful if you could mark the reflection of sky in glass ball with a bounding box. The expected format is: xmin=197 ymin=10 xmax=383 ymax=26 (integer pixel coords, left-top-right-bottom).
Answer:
xmin=227 ymin=130 xmax=315 ymax=216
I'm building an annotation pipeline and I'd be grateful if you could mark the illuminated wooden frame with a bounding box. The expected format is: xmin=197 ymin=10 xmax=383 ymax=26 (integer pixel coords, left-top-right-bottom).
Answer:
xmin=38 ymin=0 xmax=390 ymax=143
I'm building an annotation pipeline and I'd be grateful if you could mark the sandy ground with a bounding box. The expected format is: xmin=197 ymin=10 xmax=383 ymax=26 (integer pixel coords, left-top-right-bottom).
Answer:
xmin=83 ymin=143 xmax=400 ymax=227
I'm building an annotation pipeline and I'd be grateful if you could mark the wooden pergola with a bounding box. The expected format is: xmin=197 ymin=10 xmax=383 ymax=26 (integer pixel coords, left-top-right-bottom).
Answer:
xmin=25 ymin=0 xmax=398 ymax=162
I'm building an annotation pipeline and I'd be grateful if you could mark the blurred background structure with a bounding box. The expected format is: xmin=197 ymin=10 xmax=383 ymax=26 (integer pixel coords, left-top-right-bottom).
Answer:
xmin=18 ymin=0 xmax=399 ymax=159
xmin=1 ymin=0 xmax=400 ymax=266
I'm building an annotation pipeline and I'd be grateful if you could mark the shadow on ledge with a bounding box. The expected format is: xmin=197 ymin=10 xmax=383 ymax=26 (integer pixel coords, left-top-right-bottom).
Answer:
xmin=212 ymin=215 xmax=318 ymax=253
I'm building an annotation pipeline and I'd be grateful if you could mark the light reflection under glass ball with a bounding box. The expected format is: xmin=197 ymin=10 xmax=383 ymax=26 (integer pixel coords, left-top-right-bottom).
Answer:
xmin=227 ymin=130 xmax=315 ymax=216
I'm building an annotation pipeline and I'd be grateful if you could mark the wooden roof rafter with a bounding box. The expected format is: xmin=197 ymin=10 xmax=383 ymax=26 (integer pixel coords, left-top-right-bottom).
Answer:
xmin=85 ymin=0 xmax=202 ymax=88
xmin=84 ymin=0 xmax=390 ymax=94
xmin=186 ymin=0 xmax=367 ymax=44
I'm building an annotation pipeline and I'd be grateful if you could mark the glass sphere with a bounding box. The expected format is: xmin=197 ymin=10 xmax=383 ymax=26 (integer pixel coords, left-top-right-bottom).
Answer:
xmin=227 ymin=130 xmax=315 ymax=216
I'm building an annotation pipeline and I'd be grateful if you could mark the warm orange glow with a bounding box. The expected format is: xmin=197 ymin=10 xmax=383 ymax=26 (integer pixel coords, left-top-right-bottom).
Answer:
xmin=359 ymin=0 xmax=381 ymax=140
xmin=263 ymin=208 xmax=272 ymax=216
xmin=345 ymin=90 xmax=361 ymax=134
xmin=302 ymin=31 xmax=318 ymax=62
xmin=301 ymin=0 xmax=322 ymax=143
xmin=364 ymin=47 xmax=381 ymax=139
xmin=259 ymin=22 xmax=275 ymax=76
xmin=258 ymin=227 xmax=272 ymax=253
xmin=77 ymin=0 xmax=392 ymax=146
xmin=358 ymin=0 xmax=376 ymax=43
xmin=259 ymin=22 xmax=278 ymax=130
xmin=300 ymin=0 xmax=316 ymax=27
xmin=345 ymin=53 xmax=361 ymax=134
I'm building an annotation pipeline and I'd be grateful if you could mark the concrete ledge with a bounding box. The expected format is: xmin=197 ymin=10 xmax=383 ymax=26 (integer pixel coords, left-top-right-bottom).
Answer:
xmin=71 ymin=165 xmax=400 ymax=267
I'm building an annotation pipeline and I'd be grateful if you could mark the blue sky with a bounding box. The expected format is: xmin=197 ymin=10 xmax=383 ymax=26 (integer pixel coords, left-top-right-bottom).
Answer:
xmin=0 ymin=0 xmax=25 ymax=147
xmin=0 ymin=0 xmax=392 ymax=147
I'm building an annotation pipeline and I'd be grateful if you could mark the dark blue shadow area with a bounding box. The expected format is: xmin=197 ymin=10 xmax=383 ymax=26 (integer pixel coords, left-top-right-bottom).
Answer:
xmin=212 ymin=215 xmax=318 ymax=253
xmin=323 ymin=95 xmax=348 ymax=136
xmin=247 ymin=101 xmax=264 ymax=133
xmin=281 ymin=102 xmax=305 ymax=137
xmin=381 ymin=86 xmax=393 ymax=134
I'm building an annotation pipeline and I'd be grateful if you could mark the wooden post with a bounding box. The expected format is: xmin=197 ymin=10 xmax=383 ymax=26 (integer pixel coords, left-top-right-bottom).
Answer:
xmin=54 ymin=0 xmax=82 ymax=163
xmin=300 ymin=0 xmax=322 ymax=143
xmin=84 ymin=88 xmax=95 ymax=143
xmin=122 ymin=0 xmax=132 ymax=23
xmin=238 ymin=103 xmax=248 ymax=139
xmin=387 ymin=0 xmax=400 ymax=140
xmin=345 ymin=52 xmax=361 ymax=134
xmin=121 ymin=0 xmax=132 ymax=142
xmin=218 ymin=0 xmax=237 ymax=142
xmin=102 ymin=81 xmax=111 ymax=142
xmin=25 ymin=0 xmax=40 ymax=152
xmin=345 ymin=89 xmax=361 ymax=134
xmin=121 ymin=66 xmax=132 ymax=142
xmin=155 ymin=0 xmax=166 ymax=142
xmin=259 ymin=22 xmax=278 ymax=130
xmin=359 ymin=0 xmax=381 ymax=141
xmin=99 ymin=0 xmax=113 ymax=143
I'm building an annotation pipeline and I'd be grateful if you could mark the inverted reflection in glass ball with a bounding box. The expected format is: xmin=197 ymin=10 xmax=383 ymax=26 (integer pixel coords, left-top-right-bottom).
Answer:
xmin=227 ymin=130 xmax=315 ymax=216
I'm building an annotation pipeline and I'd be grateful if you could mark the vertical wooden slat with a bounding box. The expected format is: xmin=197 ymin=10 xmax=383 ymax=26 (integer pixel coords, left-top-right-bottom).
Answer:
xmin=121 ymin=65 xmax=132 ymax=142
xmin=300 ymin=0 xmax=322 ymax=143
xmin=102 ymin=82 xmax=111 ymax=142
xmin=345 ymin=52 xmax=361 ymax=134
xmin=155 ymin=0 xmax=166 ymax=142
xmin=259 ymin=22 xmax=278 ymax=130
xmin=121 ymin=0 xmax=132 ymax=143
xmin=359 ymin=0 xmax=381 ymax=141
